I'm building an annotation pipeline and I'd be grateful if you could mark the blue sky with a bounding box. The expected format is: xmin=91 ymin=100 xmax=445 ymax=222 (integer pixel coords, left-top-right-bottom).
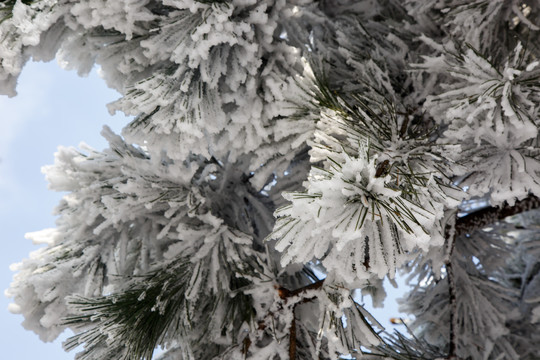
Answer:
xmin=0 ymin=60 xmax=128 ymax=359
xmin=1 ymin=59 xmax=408 ymax=359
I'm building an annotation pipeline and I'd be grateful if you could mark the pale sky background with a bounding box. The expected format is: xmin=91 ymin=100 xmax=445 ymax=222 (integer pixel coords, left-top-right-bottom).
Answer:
xmin=1 ymin=59 xmax=407 ymax=359
xmin=0 ymin=60 xmax=128 ymax=359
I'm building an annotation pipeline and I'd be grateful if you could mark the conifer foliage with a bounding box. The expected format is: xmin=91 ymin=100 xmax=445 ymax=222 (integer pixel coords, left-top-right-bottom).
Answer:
xmin=3 ymin=0 xmax=540 ymax=359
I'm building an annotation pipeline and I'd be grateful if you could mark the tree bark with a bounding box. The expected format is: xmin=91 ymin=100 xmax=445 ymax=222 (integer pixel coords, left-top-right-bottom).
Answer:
xmin=455 ymin=195 xmax=540 ymax=236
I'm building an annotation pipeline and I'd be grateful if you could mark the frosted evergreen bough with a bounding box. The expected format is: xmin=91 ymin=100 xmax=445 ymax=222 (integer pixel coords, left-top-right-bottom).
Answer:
xmin=418 ymin=40 xmax=540 ymax=205
xmin=3 ymin=0 xmax=540 ymax=359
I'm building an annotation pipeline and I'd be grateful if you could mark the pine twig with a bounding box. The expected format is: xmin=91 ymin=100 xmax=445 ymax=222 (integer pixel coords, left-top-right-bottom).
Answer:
xmin=444 ymin=222 xmax=458 ymax=360
xmin=289 ymin=313 xmax=297 ymax=360
xmin=445 ymin=260 xmax=458 ymax=360
xmin=277 ymin=279 xmax=325 ymax=360
xmin=455 ymin=195 xmax=540 ymax=236
xmin=277 ymin=279 xmax=325 ymax=300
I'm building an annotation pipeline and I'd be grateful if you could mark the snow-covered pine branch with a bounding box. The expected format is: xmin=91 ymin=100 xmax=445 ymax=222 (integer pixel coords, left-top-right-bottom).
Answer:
xmin=3 ymin=0 xmax=540 ymax=359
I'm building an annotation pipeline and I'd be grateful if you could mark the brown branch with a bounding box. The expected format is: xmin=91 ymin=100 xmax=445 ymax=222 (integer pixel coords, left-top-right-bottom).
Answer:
xmin=445 ymin=259 xmax=458 ymax=360
xmin=242 ymin=336 xmax=252 ymax=358
xmin=277 ymin=279 xmax=325 ymax=300
xmin=455 ymin=194 xmax=540 ymax=236
xmin=289 ymin=312 xmax=297 ymax=360
xmin=443 ymin=225 xmax=459 ymax=360
xmin=276 ymin=279 xmax=325 ymax=360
